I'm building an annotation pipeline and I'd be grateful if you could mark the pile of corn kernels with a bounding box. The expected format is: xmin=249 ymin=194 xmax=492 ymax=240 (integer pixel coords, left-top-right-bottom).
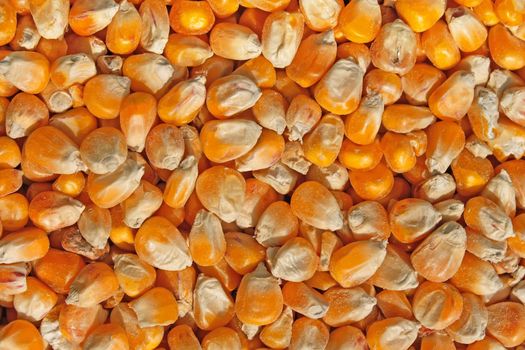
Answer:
xmin=2 ymin=0 xmax=525 ymax=349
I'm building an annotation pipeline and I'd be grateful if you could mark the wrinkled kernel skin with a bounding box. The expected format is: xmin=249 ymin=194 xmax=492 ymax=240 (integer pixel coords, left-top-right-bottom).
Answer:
xmin=1 ymin=0 xmax=525 ymax=349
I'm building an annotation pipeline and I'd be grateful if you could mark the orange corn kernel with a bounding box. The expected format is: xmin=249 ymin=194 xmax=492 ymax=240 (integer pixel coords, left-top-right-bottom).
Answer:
xmin=474 ymin=0 xmax=500 ymax=26
xmin=487 ymin=117 xmax=525 ymax=162
xmin=282 ymin=281 xmax=328 ymax=319
xmin=489 ymin=24 xmax=525 ymax=70
xmin=235 ymin=263 xmax=283 ymax=326
xmin=468 ymin=86 xmax=498 ymax=142
xmin=426 ymin=121 xmax=466 ymax=174
xmin=395 ymin=0 xmax=446 ymax=32
xmin=83 ymin=74 xmax=130 ymax=119
xmin=119 ymin=92 xmax=156 ymax=152
xmin=138 ymin=0 xmax=170 ymax=54
xmin=286 ymin=30 xmax=337 ymax=88
xmin=375 ymin=290 xmax=414 ymax=319
xmin=28 ymin=191 xmax=83 ymax=232
xmin=158 ymin=76 xmax=206 ymax=125
xmin=338 ymin=138 xmax=383 ymax=172
xmin=0 ymin=227 xmax=48 ymax=263
xmin=128 ymin=287 xmax=178 ymax=327
xmin=135 ymin=216 xmax=192 ymax=270
xmin=165 ymin=33 xmax=213 ymax=67
xmin=428 ymin=70 xmax=475 ymax=121
xmin=451 ymin=149 xmax=494 ymax=197
xmin=313 ymin=58 xmax=363 ymax=115
xmin=421 ymin=20 xmax=461 ymax=70
xmin=65 ymin=262 xmax=119 ymax=308
xmin=486 ymin=302 xmax=525 ymax=347
xmin=83 ymin=324 xmax=129 ymax=350
xmin=189 ymin=209 xmax=226 ymax=266
xmin=347 ymin=201 xmax=390 ymax=242
xmin=209 ymin=23 xmax=261 ymax=60
xmin=370 ymin=19 xmax=417 ymax=75
xmin=34 ymin=248 xmax=85 ymax=294
xmin=268 ymin=237 xmax=319 ymax=282
xmin=380 ymin=132 xmax=417 ymax=174
xmin=240 ymin=0 xmax=290 ymax=11
xmin=0 ymin=136 xmax=21 ymax=169
xmin=106 ymin=0 xmax=143 ymax=55
xmin=123 ymin=53 xmax=185 ymax=97
xmin=6 ymin=92 xmax=49 ymax=139
xmin=236 ymin=129 xmax=285 ymax=171
xmin=336 ymin=42 xmax=371 ymax=72
xmin=447 ymin=293 xmax=488 ymax=344
xmin=145 ymin=123 xmax=184 ymax=171
xmin=0 ymin=1 xmax=16 ymax=46
xmin=224 ymin=231 xmax=265 ymax=275
xmin=494 ymin=0 xmax=525 ymax=26
xmin=363 ymin=69 xmax=402 ymax=106
xmin=349 ymin=162 xmax=394 ymax=201
xmin=366 ymin=317 xmax=419 ymax=350
xmin=238 ymin=7 xmax=268 ymax=36
xmin=9 ymin=15 xmax=39 ymax=52
xmin=291 ymin=181 xmax=343 ymax=231
xmin=0 ymin=193 xmax=29 ymax=231
xmin=338 ymin=0 xmax=381 ymax=43
xmin=69 ymin=0 xmax=118 ymax=36
xmin=464 ymin=196 xmax=513 ymax=241
xmin=80 ymin=127 xmax=127 ymax=174
xmin=411 ymin=221 xmax=466 ymax=282
xmin=323 ymin=286 xmax=376 ymax=326
xmin=303 ymin=114 xmax=344 ymax=168
xmin=251 ymin=89 xmax=287 ymax=134
xmin=401 ymin=63 xmax=446 ymax=106
xmin=195 ymin=166 xmax=246 ymax=222
xmin=450 ymin=252 xmax=504 ymax=295
xmin=421 ymin=333 xmax=456 ymax=350
xmin=300 ymin=0 xmax=342 ymax=31
xmin=206 ymin=74 xmax=261 ymax=118
xmin=49 ymin=107 xmax=97 ymax=145
xmin=383 ymin=104 xmax=435 ymax=133
xmin=169 ymin=0 xmax=215 ymax=35
xmin=200 ymin=119 xmax=262 ymax=162
xmin=0 ymin=169 xmax=22 ymax=198
xmin=329 ymin=239 xmax=387 ymax=288
xmin=0 ymin=320 xmax=45 ymax=350
xmin=201 ymin=327 xmax=242 ymax=349
xmin=285 ymin=94 xmax=321 ymax=142
xmin=13 ymin=276 xmax=58 ymax=322
xmin=445 ymin=6 xmax=488 ymax=53
xmin=344 ymin=93 xmax=383 ymax=147
xmin=167 ymin=325 xmax=201 ymax=350
xmin=261 ymin=11 xmax=304 ymax=68
xmin=259 ymin=306 xmax=293 ymax=348
xmin=0 ymin=51 xmax=50 ymax=94
xmin=207 ymin=0 xmax=239 ymax=18
xmin=412 ymin=281 xmax=463 ymax=330
xmin=191 ymin=55 xmax=234 ymax=88
xmin=390 ymin=198 xmax=442 ymax=243
xmin=163 ymin=156 xmax=198 ymax=209
xmin=289 ymin=317 xmax=329 ymax=350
